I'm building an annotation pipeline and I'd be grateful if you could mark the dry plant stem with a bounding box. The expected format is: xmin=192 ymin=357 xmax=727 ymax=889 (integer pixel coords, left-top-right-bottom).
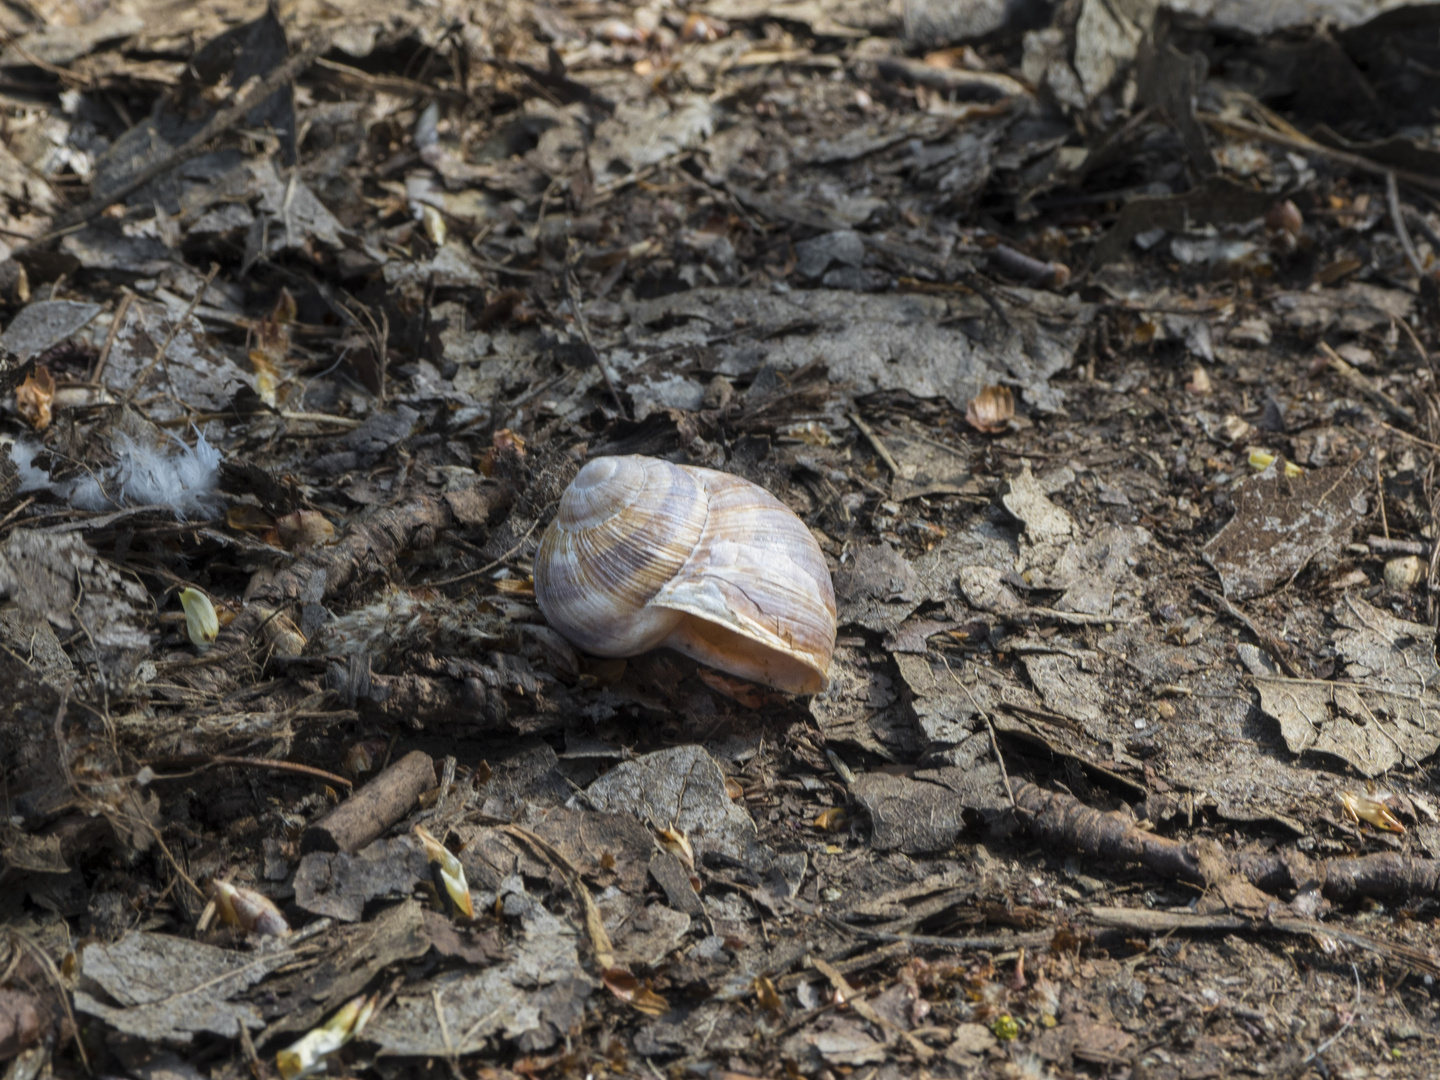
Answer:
xmin=824 ymin=916 xmax=1052 ymax=954
xmin=848 ymin=412 xmax=901 ymax=477
xmin=23 ymin=35 xmax=332 ymax=249
xmin=1088 ymin=907 xmax=1440 ymax=976
xmin=423 ymin=517 xmax=540 ymax=588
xmin=1198 ymin=114 xmax=1440 ymax=195
xmin=1404 ymin=206 xmax=1440 ymax=262
xmin=1380 ymin=419 xmax=1440 ymax=453
xmin=563 ymin=252 xmax=627 ymax=417
xmin=300 ymin=750 xmax=435 ymax=854
xmin=1196 ymin=585 xmax=1302 ymax=678
xmin=122 ymin=263 xmax=220 ymax=406
xmin=1392 ymin=313 xmax=1433 ymax=377
xmin=1320 ymin=341 xmax=1418 ymax=428
xmin=505 ymin=825 xmax=616 ymax=968
xmin=1305 ymin=964 xmax=1361 ymax=1065
xmin=1387 ymin=171 xmax=1426 ymax=279
xmin=1377 ymin=443 xmax=1389 ymax=538
xmin=89 ymin=291 xmax=133 ymax=383
xmin=10 ymin=932 xmax=90 ymax=1075
xmin=811 ymin=956 xmax=934 ymax=1061
xmin=1003 ymin=606 xmax=1134 ymax=627
xmin=149 ymin=754 xmax=353 ymax=789
xmin=1367 ymin=535 xmax=1428 ymax=556
xmin=939 ymin=653 xmax=1015 ymax=808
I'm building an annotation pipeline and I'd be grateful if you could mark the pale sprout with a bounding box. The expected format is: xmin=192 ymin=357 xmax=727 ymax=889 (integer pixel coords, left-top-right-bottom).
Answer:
xmin=275 ymin=994 xmax=377 ymax=1080
xmin=1247 ymin=449 xmax=1302 ymax=477
xmin=213 ymin=881 xmax=290 ymax=937
xmin=415 ymin=825 xmax=474 ymax=918
xmin=178 ymin=588 xmax=219 ymax=649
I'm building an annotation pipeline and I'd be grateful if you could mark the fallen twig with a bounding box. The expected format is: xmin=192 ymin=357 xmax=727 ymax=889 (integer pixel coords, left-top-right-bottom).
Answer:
xmin=563 ymin=244 xmax=627 ymax=418
xmin=1195 ymin=585 xmax=1302 ymax=679
xmin=1017 ymin=781 xmax=1440 ymax=908
xmin=1198 ymin=114 xmax=1440 ymax=196
xmin=848 ymin=412 xmax=901 ymax=477
xmin=300 ymin=750 xmax=435 ymax=854
xmin=1320 ymin=341 xmax=1417 ymax=428
xmin=1387 ymin=171 xmax=1426 ymax=278
xmin=1367 ymin=535 xmax=1428 ymax=557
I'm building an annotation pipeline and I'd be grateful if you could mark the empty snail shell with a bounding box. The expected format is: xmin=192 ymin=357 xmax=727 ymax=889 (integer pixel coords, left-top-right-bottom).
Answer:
xmin=533 ymin=455 xmax=837 ymax=694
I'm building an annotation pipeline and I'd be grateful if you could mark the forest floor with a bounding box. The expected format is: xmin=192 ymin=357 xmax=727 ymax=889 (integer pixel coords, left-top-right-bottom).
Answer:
xmin=6 ymin=0 xmax=1440 ymax=1077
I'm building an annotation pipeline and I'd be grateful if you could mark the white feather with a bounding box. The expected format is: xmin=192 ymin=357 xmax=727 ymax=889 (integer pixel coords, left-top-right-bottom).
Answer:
xmin=6 ymin=428 xmax=223 ymax=520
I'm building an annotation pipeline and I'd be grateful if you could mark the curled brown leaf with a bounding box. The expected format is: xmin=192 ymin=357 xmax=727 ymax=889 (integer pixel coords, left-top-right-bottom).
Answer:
xmin=15 ymin=365 xmax=55 ymax=431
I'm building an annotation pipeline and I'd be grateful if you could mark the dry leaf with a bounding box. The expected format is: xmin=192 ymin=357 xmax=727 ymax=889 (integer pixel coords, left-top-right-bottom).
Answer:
xmin=226 ymin=505 xmax=275 ymax=532
xmin=15 ymin=365 xmax=55 ymax=430
xmin=965 ymin=385 xmax=1013 ymax=434
xmin=754 ymin=975 xmax=783 ymax=1015
xmin=250 ymin=289 xmax=297 ymax=408
xmin=813 ymin=807 xmax=848 ymax=832
xmin=601 ymin=967 xmax=669 ymax=1016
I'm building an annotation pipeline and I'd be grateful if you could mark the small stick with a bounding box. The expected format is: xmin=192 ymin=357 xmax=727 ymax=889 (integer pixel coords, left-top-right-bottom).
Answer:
xmin=849 ymin=412 xmax=901 ymax=477
xmin=1387 ymin=172 xmax=1426 ymax=279
xmin=563 ymin=245 xmax=626 ymax=418
xmin=1376 ymin=444 xmax=1389 ymax=539
xmin=1196 ymin=585 xmax=1302 ymax=679
xmin=1304 ymin=963 xmax=1361 ymax=1065
xmin=148 ymin=754 xmax=353 ymax=789
xmin=89 ymin=291 xmax=133 ymax=384
xmin=1319 ymin=341 xmax=1417 ymax=429
xmin=123 ymin=263 xmax=219 ymax=405
xmin=822 ymin=916 xmax=1053 ymax=953
xmin=940 ymin=654 xmax=1015 ymax=809
xmin=423 ymin=517 xmax=540 ymax=588
xmin=1198 ymin=114 xmax=1440 ymax=195
xmin=1391 ymin=313 xmax=1432 ymax=376
xmin=1378 ymin=420 xmax=1440 ymax=453
xmin=300 ymin=750 xmax=435 ymax=854
xmin=1367 ymin=535 xmax=1428 ymax=556
xmin=1403 ymin=204 xmax=1440 ymax=253
xmin=989 ymin=243 xmax=1070 ymax=289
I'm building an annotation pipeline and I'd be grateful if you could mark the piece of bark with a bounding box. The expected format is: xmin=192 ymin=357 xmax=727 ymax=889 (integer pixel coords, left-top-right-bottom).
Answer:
xmin=301 ymin=750 xmax=435 ymax=855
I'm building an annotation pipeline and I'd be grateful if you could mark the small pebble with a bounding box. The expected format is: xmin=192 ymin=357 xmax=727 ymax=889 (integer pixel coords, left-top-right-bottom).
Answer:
xmin=1384 ymin=555 xmax=1426 ymax=591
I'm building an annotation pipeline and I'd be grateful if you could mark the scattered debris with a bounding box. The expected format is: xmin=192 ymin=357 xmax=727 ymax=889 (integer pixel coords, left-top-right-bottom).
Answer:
xmin=5 ymin=0 xmax=1440 ymax=1074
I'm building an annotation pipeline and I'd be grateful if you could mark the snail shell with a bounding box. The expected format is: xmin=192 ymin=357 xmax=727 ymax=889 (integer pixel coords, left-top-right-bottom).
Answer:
xmin=533 ymin=456 xmax=836 ymax=694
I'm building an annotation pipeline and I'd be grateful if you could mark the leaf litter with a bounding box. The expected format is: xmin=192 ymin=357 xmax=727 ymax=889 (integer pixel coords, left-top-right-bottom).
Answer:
xmin=6 ymin=0 xmax=1440 ymax=1077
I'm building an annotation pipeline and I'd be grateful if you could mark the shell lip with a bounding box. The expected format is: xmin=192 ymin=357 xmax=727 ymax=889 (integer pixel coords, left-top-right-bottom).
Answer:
xmin=654 ymin=597 xmax=833 ymax=695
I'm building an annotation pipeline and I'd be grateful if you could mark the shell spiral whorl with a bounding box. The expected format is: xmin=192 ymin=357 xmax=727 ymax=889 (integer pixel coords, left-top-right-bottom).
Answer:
xmin=534 ymin=455 xmax=837 ymax=694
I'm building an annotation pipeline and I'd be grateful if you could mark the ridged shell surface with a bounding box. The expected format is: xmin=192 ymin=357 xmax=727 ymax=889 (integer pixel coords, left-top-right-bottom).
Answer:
xmin=534 ymin=456 xmax=705 ymax=656
xmin=533 ymin=455 xmax=838 ymax=694
xmin=654 ymin=469 xmax=835 ymax=693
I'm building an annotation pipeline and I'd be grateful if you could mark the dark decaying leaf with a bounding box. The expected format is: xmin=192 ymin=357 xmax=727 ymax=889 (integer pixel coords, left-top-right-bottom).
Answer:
xmin=74 ymin=932 xmax=291 ymax=1042
xmin=1203 ymin=463 xmax=1369 ymax=599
